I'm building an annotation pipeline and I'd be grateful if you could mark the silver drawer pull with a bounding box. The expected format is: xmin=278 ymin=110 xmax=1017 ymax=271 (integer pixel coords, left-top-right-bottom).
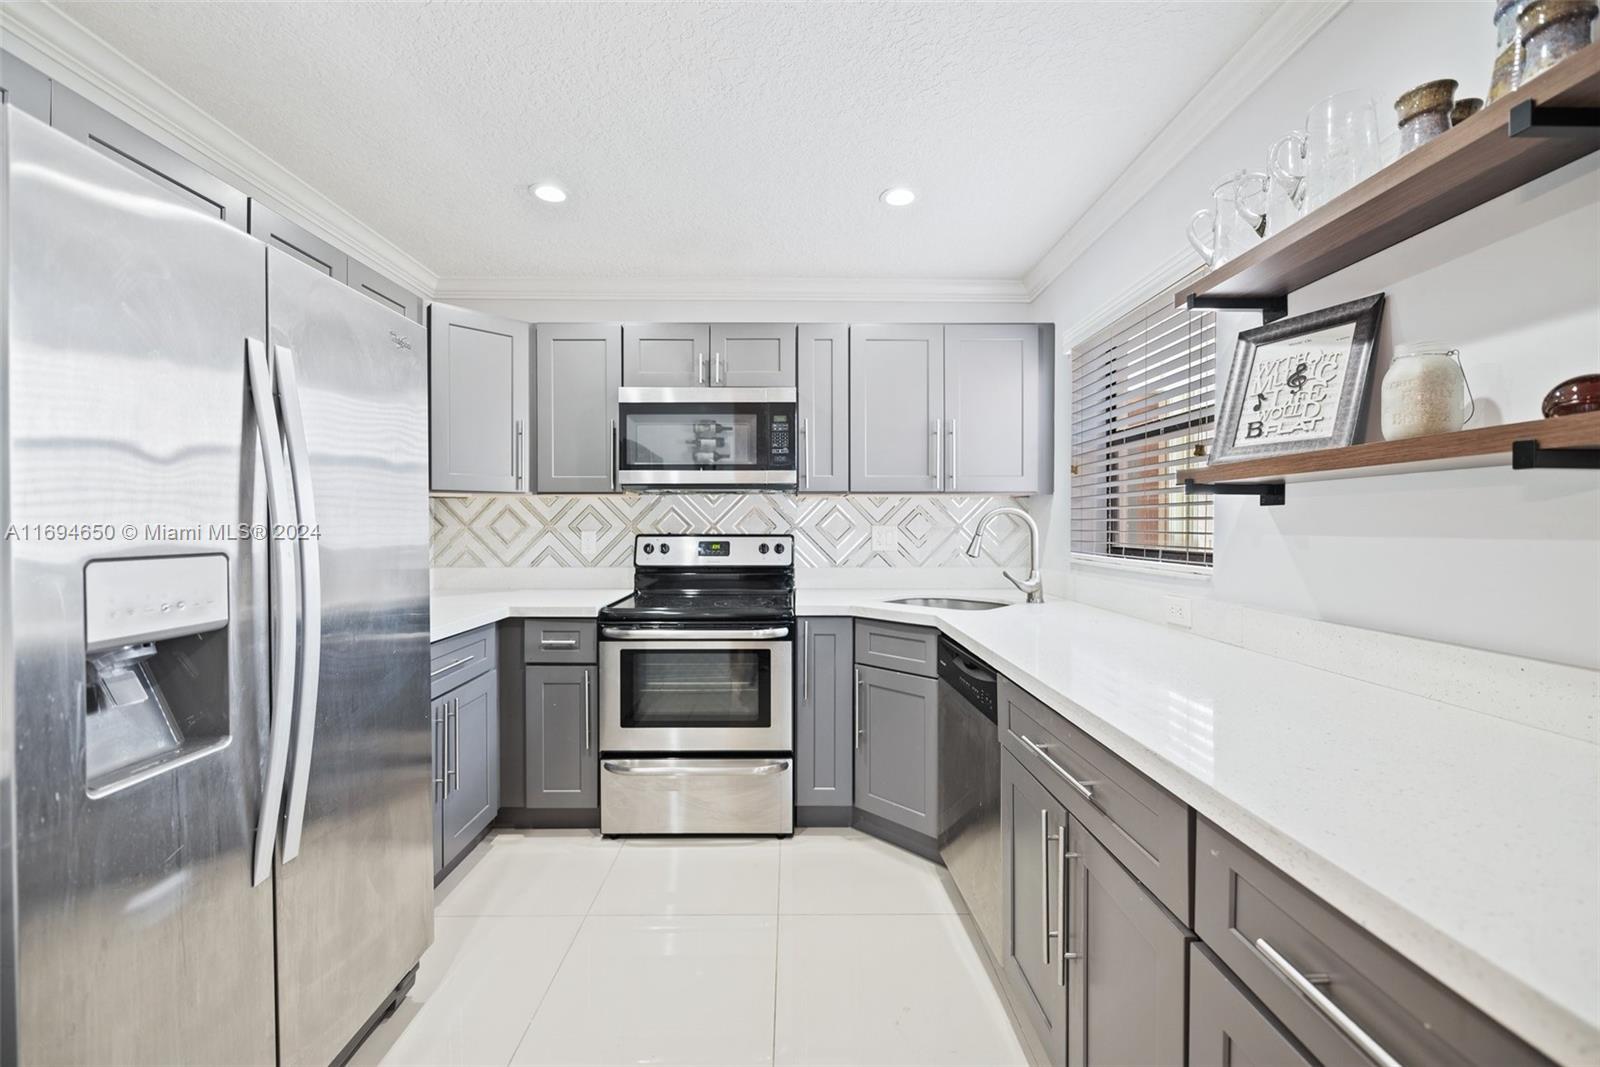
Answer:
xmin=540 ymin=638 xmax=580 ymax=649
xmin=430 ymin=654 xmax=474 ymax=678
xmin=601 ymin=626 xmax=789 ymax=641
xmin=602 ymin=759 xmax=789 ymax=777
xmin=1018 ymin=734 xmax=1094 ymax=801
xmin=1255 ymin=938 xmax=1402 ymax=1067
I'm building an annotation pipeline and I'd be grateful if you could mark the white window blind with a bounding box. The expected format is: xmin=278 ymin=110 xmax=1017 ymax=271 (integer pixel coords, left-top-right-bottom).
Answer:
xmin=1070 ymin=273 xmax=1217 ymax=567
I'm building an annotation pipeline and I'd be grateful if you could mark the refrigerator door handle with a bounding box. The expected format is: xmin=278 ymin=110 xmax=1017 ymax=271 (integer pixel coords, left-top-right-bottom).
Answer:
xmin=246 ymin=338 xmax=300 ymax=887
xmin=273 ymin=343 xmax=323 ymax=864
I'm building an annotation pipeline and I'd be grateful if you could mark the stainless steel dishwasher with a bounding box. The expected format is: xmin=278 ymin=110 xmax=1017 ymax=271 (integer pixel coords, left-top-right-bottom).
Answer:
xmin=936 ymin=636 xmax=1003 ymax=960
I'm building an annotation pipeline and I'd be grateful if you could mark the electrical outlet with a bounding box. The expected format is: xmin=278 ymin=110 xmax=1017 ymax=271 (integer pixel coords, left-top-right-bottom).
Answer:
xmin=1163 ymin=595 xmax=1192 ymax=629
xmin=580 ymin=530 xmax=599 ymax=555
xmin=871 ymin=526 xmax=898 ymax=552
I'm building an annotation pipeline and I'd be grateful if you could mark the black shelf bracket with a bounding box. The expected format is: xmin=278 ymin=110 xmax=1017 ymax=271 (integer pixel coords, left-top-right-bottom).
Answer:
xmin=1184 ymin=478 xmax=1286 ymax=507
xmin=1511 ymin=439 xmax=1600 ymax=470
xmin=1186 ymin=293 xmax=1289 ymax=323
xmin=1508 ymin=100 xmax=1600 ymax=138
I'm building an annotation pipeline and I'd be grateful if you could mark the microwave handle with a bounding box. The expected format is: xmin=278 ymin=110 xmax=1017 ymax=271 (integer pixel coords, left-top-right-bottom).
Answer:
xmin=610 ymin=418 xmax=618 ymax=491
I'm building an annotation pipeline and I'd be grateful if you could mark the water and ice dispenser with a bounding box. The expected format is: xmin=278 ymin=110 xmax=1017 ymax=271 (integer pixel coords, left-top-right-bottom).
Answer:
xmin=83 ymin=555 xmax=232 ymax=796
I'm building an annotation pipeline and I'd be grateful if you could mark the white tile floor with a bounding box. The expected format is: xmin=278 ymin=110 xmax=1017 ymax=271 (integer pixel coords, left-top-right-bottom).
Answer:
xmin=351 ymin=828 xmax=1029 ymax=1067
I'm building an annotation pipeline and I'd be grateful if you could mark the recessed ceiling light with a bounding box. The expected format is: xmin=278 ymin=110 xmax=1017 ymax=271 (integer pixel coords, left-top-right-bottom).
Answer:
xmin=880 ymin=187 xmax=916 ymax=207
xmin=531 ymin=183 xmax=568 ymax=204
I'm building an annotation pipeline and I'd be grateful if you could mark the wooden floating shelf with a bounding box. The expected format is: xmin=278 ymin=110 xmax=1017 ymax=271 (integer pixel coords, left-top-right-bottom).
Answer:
xmin=1178 ymin=42 xmax=1600 ymax=309
xmin=1189 ymin=410 xmax=1600 ymax=488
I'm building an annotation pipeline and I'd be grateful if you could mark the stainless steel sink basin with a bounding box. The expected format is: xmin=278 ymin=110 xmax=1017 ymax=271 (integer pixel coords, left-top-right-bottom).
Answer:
xmin=887 ymin=596 xmax=1008 ymax=611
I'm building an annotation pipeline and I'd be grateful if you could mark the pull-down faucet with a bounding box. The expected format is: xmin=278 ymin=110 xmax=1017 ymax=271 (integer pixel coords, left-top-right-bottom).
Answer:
xmin=965 ymin=506 xmax=1044 ymax=604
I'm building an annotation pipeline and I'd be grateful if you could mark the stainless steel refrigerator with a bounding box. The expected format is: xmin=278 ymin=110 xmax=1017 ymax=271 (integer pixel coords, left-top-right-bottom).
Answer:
xmin=0 ymin=106 xmax=433 ymax=1066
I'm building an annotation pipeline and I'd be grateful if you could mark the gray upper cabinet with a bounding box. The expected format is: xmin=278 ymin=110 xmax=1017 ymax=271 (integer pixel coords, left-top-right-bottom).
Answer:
xmin=945 ymin=325 xmax=1046 ymax=494
xmin=347 ymin=258 xmax=423 ymax=323
xmin=711 ymin=323 xmax=796 ymax=388
xmin=536 ymin=323 xmax=622 ymax=493
xmin=524 ymin=665 xmax=598 ymax=809
xmin=853 ymin=662 xmax=939 ymax=837
xmin=441 ymin=669 xmax=500 ymax=868
xmin=51 ymin=84 xmax=247 ymax=230
xmin=796 ymin=618 xmax=854 ymax=809
xmin=1 ymin=49 xmax=51 ymax=123
xmin=1001 ymin=747 xmax=1069 ymax=1066
xmin=849 ymin=325 xmax=944 ymax=492
xmin=249 ymin=201 xmax=347 ymax=281
xmin=1189 ymin=943 xmax=1315 ymax=1067
xmin=429 ymin=302 xmax=532 ymax=493
xmin=797 ymin=324 xmax=849 ymax=492
xmin=623 ymin=322 xmax=710 ymax=387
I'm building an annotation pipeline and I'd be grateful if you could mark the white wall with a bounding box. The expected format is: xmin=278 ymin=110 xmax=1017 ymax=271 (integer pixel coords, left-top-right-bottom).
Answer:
xmin=1032 ymin=0 xmax=1600 ymax=667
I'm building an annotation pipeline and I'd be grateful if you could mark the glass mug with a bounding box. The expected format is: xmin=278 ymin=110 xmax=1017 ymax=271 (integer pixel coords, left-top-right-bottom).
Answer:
xmin=1270 ymin=91 xmax=1381 ymax=214
xmin=1265 ymin=136 xmax=1306 ymax=236
xmin=1187 ymin=170 xmax=1270 ymax=268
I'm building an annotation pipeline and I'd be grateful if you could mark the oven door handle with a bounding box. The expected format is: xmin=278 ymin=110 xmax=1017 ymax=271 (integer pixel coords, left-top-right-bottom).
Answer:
xmin=601 ymin=626 xmax=790 ymax=641
xmin=602 ymin=759 xmax=791 ymax=777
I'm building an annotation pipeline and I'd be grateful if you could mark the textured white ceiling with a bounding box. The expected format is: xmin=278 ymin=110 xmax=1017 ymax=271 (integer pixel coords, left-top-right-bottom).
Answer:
xmin=61 ymin=1 xmax=1277 ymax=284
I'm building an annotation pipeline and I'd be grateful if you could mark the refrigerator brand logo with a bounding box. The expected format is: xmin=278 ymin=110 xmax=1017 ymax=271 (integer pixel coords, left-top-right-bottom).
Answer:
xmin=389 ymin=331 xmax=413 ymax=350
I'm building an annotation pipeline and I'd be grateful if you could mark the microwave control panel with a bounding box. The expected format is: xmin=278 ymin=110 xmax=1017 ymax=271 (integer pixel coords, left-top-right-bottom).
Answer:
xmin=768 ymin=414 xmax=793 ymax=468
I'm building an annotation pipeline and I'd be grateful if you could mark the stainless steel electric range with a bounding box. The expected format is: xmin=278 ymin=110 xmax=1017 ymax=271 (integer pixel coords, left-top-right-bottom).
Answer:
xmin=598 ymin=534 xmax=796 ymax=835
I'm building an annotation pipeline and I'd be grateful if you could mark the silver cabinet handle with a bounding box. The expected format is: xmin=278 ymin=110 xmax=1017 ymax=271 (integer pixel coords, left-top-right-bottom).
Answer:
xmin=1255 ymin=938 xmax=1402 ymax=1067
xmin=1018 ymin=735 xmax=1095 ymax=801
xmin=273 ymin=343 xmax=322 ymax=867
xmin=609 ymin=418 xmax=619 ymax=491
xmin=1058 ymin=827 xmax=1080 ymax=985
xmin=447 ymin=698 xmax=460 ymax=792
xmin=798 ymin=417 xmax=808 ymax=491
xmin=441 ymin=698 xmax=452 ymax=798
xmin=799 ymin=621 xmax=809 ymax=705
xmin=246 ymin=338 xmax=298 ymax=888
xmin=1040 ymin=809 xmax=1053 ymax=966
xmin=697 ymin=351 xmax=707 ymax=385
xmin=430 ymin=654 xmax=475 ymax=678
xmin=514 ymin=419 xmax=524 ymax=488
xmin=948 ymin=417 xmax=957 ymax=491
xmin=602 ymin=759 xmax=789 ymax=777
xmin=854 ymin=668 xmax=864 ymax=749
xmin=433 ymin=704 xmax=445 ymax=800
xmin=601 ymin=626 xmax=789 ymax=641
xmin=932 ymin=416 xmax=943 ymax=488
xmin=583 ymin=668 xmax=592 ymax=751
xmin=540 ymin=638 xmax=580 ymax=650
xmin=713 ymin=351 xmax=724 ymax=386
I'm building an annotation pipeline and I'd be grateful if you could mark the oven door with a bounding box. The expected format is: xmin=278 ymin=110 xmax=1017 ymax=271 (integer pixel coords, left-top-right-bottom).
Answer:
xmin=599 ymin=627 xmax=793 ymax=752
xmin=616 ymin=387 xmax=796 ymax=489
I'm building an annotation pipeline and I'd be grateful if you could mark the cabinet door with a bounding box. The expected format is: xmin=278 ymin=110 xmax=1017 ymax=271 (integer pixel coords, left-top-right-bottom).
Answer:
xmin=443 ymin=671 xmax=500 ymax=867
xmin=711 ymin=323 xmax=796 ymax=388
xmin=1189 ymin=943 xmax=1315 ymax=1067
xmin=797 ymin=324 xmax=849 ymax=492
xmin=623 ymin=323 xmax=710 ymax=387
xmin=854 ymin=664 xmax=938 ymax=835
xmin=849 ymin=325 xmax=943 ymax=492
xmin=248 ymin=201 xmax=346 ymax=281
xmin=525 ymin=665 xmax=598 ymax=809
xmin=535 ymin=323 xmax=621 ymax=493
xmin=429 ymin=302 xmax=531 ymax=493
xmin=1001 ymin=748 xmax=1069 ymax=1066
xmin=796 ymin=618 xmax=854 ymax=808
xmin=51 ymin=85 xmax=247 ymax=230
xmin=945 ymin=325 xmax=1045 ymax=493
xmin=348 ymin=258 xmax=423 ymax=323
xmin=1066 ymin=815 xmax=1189 ymax=1067
xmin=1 ymin=49 xmax=50 ymax=122
xmin=431 ymin=694 xmax=447 ymax=876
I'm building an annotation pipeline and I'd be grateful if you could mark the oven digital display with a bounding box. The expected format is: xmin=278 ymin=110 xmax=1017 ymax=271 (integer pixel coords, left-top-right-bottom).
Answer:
xmin=697 ymin=541 xmax=730 ymax=557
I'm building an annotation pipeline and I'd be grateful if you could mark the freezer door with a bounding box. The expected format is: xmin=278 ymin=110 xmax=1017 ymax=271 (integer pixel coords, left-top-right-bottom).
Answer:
xmin=265 ymin=248 xmax=433 ymax=1067
xmin=5 ymin=111 xmax=277 ymax=1064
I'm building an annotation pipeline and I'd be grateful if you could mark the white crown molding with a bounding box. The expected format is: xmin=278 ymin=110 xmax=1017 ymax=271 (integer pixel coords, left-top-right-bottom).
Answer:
xmin=432 ymin=274 xmax=1035 ymax=304
xmin=1021 ymin=0 xmax=1349 ymax=301
xmin=0 ymin=1 xmax=439 ymax=296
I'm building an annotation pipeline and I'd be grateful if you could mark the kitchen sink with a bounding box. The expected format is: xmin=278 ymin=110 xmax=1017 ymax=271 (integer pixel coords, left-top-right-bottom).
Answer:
xmin=888 ymin=596 xmax=1008 ymax=611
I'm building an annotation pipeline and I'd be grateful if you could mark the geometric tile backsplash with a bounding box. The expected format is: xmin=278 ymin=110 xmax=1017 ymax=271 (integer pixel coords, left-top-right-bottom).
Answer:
xmin=431 ymin=493 xmax=1031 ymax=568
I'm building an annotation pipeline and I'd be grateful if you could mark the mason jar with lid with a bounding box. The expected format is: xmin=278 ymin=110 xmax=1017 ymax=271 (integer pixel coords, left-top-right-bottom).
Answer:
xmin=1381 ymin=343 xmax=1475 ymax=440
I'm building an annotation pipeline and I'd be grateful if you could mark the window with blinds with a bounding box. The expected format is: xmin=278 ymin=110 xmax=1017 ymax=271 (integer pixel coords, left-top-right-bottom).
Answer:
xmin=1070 ymin=273 xmax=1217 ymax=567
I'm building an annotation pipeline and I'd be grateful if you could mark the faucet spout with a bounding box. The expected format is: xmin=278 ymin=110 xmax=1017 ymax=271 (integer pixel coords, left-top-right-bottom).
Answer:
xmin=965 ymin=506 xmax=1044 ymax=604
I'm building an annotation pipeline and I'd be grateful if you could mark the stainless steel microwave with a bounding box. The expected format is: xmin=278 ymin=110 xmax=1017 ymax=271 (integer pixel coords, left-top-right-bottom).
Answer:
xmin=615 ymin=387 xmax=797 ymax=490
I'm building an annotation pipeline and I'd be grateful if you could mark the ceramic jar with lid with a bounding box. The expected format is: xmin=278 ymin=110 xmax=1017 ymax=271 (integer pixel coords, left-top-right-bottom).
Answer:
xmin=1519 ymin=0 xmax=1599 ymax=82
xmin=1491 ymin=0 xmax=1534 ymax=100
xmin=1395 ymin=80 xmax=1457 ymax=155
xmin=1381 ymin=343 xmax=1475 ymax=440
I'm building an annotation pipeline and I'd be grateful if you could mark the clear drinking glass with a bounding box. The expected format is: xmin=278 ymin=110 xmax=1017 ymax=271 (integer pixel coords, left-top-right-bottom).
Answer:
xmin=1270 ymin=91 xmax=1381 ymax=214
xmin=1186 ymin=170 xmax=1270 ymax=268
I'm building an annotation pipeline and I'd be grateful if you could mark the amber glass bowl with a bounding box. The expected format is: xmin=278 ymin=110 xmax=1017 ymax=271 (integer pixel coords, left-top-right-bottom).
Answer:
xmin=1542 ymin=374 xmax=1600 ymax=417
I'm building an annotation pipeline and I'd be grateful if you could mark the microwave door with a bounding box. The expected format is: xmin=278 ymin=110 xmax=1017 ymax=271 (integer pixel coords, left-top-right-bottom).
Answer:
xmin=617 ymin=398 xmax=797 ymax=488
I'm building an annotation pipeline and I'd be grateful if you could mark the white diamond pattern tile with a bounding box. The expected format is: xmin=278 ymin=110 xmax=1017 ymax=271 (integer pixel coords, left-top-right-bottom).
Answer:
xmin=431 ymin=493 xmax=1029 ymax=569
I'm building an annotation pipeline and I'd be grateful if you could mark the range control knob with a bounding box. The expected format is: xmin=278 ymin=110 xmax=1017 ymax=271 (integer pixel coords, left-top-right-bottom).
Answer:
xmin=758 ymin=543 xmax=770 ymax=554
xmin=642 ymin=543 xmax=655 ymax=554
xmin=773 ymin=542 xmax=786 ymax=555
xmin=659 ymin=542 xmax=670 ymax=554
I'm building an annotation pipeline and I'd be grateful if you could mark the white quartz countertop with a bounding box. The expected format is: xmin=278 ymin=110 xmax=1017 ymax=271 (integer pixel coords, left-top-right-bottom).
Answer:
xmin=430 ymin=585 xmax=1599 ymax=1063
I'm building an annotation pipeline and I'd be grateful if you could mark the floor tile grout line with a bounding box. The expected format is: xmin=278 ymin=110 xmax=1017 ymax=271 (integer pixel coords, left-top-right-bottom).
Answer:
xmin=502 ymin=914 xmax=588 ymax=1067
xmin=770 ymin=837 xmax=784 ymax=1066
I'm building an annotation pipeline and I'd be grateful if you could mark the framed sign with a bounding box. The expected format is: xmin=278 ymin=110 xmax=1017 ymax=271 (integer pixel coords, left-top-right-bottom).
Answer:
xmin=1210 ymin=294 xmax=1385 ymax=465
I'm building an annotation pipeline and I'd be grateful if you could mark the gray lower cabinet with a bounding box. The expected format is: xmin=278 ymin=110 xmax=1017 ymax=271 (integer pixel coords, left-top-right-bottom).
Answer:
xmin=623 ymin=322 xmax=709 ymax=387
xmin=249 ymin=200 xmax=346 ymax=281
xmin=853 ymin=662 xmax=938 ymax=836
xmin=439 ymin=668 xmax=500 ymax=871
xmin=50 ymin=84 xmax=248 ymax=230
xmin=1189 ymin=943 xmax=1314 ymax=1067
xmin=795 ymin=618 xmax=854 ymax=809
xmin=945 ymin=324 xmax=1047 ymax=494
xmin=536 ymin=323 xmax=621 ymax=493
xmin=524 ymin=665 xmax=598 ymax=808
xmin=2 ymin=49 xmax=51 ymax=123
xmin=797 ymin=324 xmax=849 ymax=492
xmin=429 ymin=302 xmax=532 ymax=493
xmin=849 ymin=324 xmax=944 ymax=492
xmin=711 ymin=323 xmax=796 ymax=387
xmin=347 ymin=258 xmax=423 ymax=323
xmin=1002 ymin=747 xmax=1070 ymax=1065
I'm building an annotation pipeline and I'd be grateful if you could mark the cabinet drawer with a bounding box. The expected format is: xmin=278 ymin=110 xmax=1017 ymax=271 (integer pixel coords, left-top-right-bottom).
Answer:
xmin=854 ymin=619 xmax=937 ymax=677
xmin=430 ymin=625 xmax=497 ymax=699
xmin=523 ymin=619 xmax=597 ymax=664
xmin=1000 ymin=677 xmax=1190 ymax=923
xmin=1189 ymin=942 xmax=1314 ymax=1067
xmin=1195 ymin=818 xmax=1549 ymax=1067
